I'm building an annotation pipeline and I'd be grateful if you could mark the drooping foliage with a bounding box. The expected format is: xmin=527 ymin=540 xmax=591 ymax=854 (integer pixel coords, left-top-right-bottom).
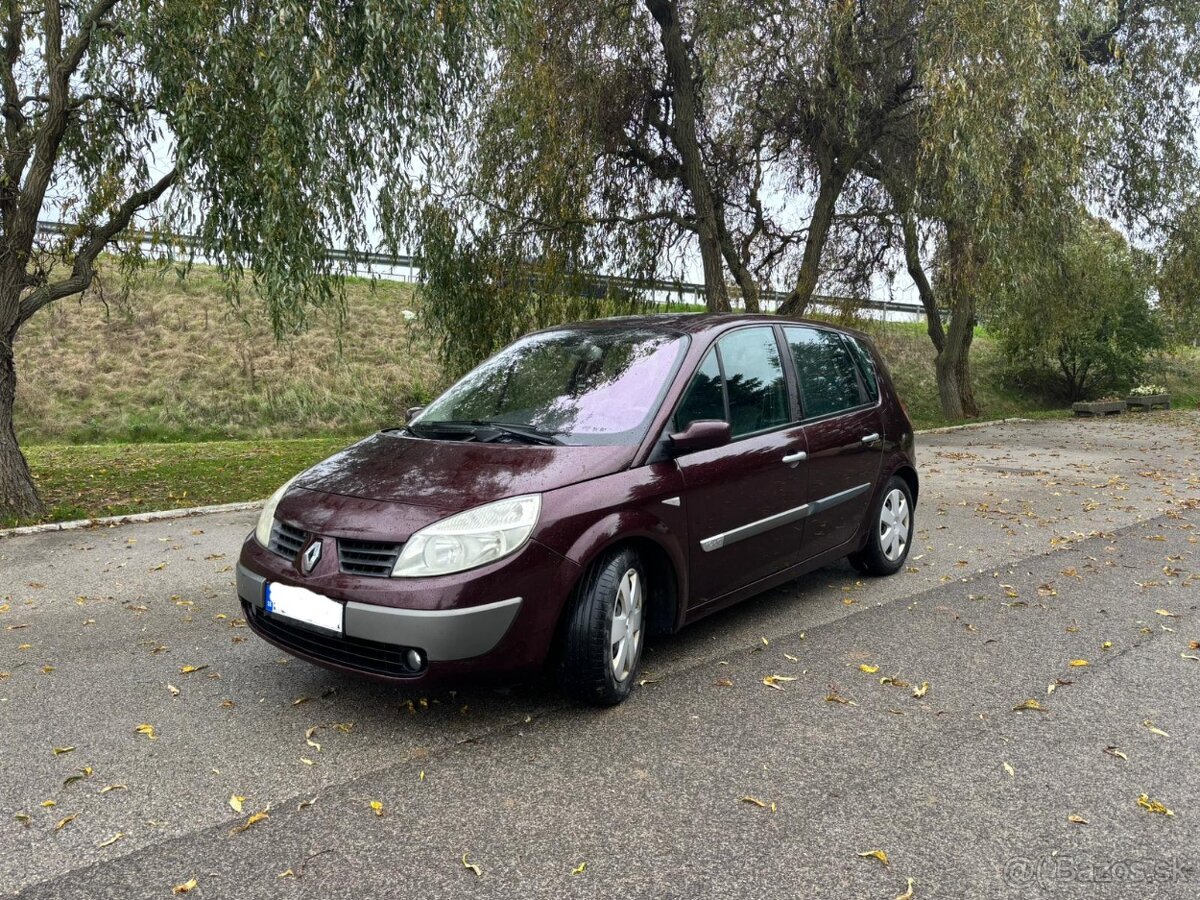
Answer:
xmin=995 ymin=218 xmax=1162 ymax=402
xmin=0 ymin=0 xmax=513 ymax=516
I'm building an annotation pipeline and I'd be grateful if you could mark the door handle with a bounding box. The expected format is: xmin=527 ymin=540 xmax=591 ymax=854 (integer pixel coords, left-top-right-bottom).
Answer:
xmin=861 ymin=433 xmax=881 ymax=444
xmin=782 ymin=451 xmax=808 ymax=464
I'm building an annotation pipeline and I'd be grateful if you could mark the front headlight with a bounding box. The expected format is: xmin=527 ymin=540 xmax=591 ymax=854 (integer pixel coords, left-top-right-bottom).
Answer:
xmin=254 ymin=474 xmax=302 ymax=547
xmin=392 ymin=494 xmax=542 ymax=578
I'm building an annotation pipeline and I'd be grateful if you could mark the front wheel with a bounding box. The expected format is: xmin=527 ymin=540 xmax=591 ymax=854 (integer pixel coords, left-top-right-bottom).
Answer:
xmin=849 ymin=476 xmax=914 ymax=576
xmin=560 ymin=546 xmax=646 ymax=706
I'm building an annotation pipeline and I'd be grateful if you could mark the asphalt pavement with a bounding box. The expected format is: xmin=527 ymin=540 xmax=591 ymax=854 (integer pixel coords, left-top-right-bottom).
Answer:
xmin=1 ymin=414 xmax=1198 ymax=899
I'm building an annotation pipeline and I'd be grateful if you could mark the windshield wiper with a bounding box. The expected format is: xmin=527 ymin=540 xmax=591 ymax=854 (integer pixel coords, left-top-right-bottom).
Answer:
xmin=439 ymin=420 xmax=564 ymax=446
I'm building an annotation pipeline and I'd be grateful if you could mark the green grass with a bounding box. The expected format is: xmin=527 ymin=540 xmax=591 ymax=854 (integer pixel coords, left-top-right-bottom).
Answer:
xmin=5 ymin=437 xmax=355 ymax=529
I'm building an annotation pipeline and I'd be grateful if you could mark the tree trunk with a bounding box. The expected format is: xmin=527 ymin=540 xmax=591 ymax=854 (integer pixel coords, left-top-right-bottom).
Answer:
xmin=900 ymin=211 xmax=945 ymax=352
xmin=936 ymin=222 xmax=981 ymax=419
xmin=645 ymin=0 xmax=730 ymax=313
xmin=0 ymin=330 xmax=44 ymax=519
xmin=778 ymin=167 xmax=846 ymax=316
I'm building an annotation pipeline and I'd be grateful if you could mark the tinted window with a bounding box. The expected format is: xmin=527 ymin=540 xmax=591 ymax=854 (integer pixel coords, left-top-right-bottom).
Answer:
xmin=675 ymin=349 xmax=725 ymax=430
xmin=845 ymin=336 xmax=879 ymax=401
xmin=717 ymin=327 xmax=789 ymax=437
xmin=785 ymin=326 xmax=864 ymax=418
xmin=417 ymin=327 xmax=686 ymax=445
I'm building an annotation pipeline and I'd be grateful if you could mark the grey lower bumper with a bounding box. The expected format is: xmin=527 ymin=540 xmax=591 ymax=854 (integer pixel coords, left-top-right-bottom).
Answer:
xmin=236 ymin=563 xmax=522 ymax=662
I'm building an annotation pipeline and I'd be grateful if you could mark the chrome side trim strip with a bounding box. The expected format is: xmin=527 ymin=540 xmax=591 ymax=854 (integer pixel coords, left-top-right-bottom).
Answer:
xmin=699 ymin=482 xmax=872 ymax=553
xmin=808 ymin=482 xmax=872 ymax=515
xmin=700 ymin=503 xmax=810 ymax=552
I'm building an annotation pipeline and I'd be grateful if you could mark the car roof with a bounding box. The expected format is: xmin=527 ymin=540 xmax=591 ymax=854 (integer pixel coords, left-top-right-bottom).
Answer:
xmin=541 ymin=312 xmax=872 ymax=342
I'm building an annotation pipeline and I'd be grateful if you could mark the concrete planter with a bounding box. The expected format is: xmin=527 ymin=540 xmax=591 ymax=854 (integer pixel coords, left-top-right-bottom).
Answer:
xmin=1072 ymin=400 xmax=1125 ymax=417
xmin=1124 ymin=394 xmax=1171 ymax=411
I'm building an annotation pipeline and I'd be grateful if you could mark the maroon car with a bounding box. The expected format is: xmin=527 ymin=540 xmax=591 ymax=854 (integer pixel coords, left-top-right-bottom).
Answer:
xmin=236 ymin=315 xmax=917 ymax=704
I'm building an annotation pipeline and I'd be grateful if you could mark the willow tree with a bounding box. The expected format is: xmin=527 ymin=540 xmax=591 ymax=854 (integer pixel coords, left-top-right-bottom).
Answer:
xmin=0 ymin=0 xmax=507 ymax=518
xmin=869 ymin=0 xmax=1200 ymax=418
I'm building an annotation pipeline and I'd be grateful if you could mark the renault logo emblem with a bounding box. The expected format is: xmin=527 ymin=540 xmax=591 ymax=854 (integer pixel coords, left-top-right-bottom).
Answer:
xmin=300 ymin=539 xmax=323 ymax=575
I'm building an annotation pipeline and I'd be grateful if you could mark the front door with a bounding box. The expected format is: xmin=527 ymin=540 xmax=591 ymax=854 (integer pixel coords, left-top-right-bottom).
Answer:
xmin=782 ymin=326 xmax=884 ymax=561
xmin=673 ymin=327 xmax=809 ymax=607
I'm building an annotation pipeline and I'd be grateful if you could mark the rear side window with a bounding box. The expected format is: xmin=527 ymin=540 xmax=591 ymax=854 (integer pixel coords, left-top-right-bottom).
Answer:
xmin=675 ymin=349 xmax=725 ymax=429
xmin=784 ymin=326 xmax=865 ymax=419
xmin=717 ymin=327 xmax=789 ymax=437
xmin=845 ymin=336 xmax=879 ymax=401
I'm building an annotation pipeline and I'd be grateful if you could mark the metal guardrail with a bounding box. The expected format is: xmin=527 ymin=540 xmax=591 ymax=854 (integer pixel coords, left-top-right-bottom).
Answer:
xmin=35 ymin=219 xmax=933 ymax=317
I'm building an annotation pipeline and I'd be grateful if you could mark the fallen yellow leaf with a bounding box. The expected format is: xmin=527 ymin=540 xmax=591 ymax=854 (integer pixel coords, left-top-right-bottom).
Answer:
xmin=912 ymin=681 xmax=929 ymax=699
xmin=1068 ymin=814 xmax=1088 ymax=825
xmin=135 ymin=723 xmax=156 ymax=740
xmin=857 ymin=849 xmax=889 ymax=865
xmin=1137 ymin=794 xmax=1174 ymax=816
xmin=370 ymin=800 xmax=384 ymax=817
xmin=462 ymin=852 xmax=482 ymax=876
xmin=713 ymin=678 xmax=734 ymax=687
xmin=1003 ymin=762 xmax=1015 ymax=778
xmin=54 ymin=814 xmax=78 ymax=831
xmin=278 ymin=870 xmax=295 ymax=879
xmin=99 ymin=784 xmax=127 ymax=794
xmin=229 ymin=795 xmax=245 ymax=814
xmin=739 ymin=796 xmax=768 ymax=808
xmin=52 ymin=746 xmax=75 ymax=756
xmin=230 ymin=810 xmax=269 ymax=834
xmin=97 ymin=832 xmax=125 ymax=848
xmin=896 ymin=877 xmax=915 ymax=900
xmin=1154 ymin=609 xmax=1177 ymax=617
xmin=40 ymin=799 xmax=56 ymax=808
xmin=1013 ymin=698 xmax=1046 ymax=712
xmin=171 ymin=878 xmax=198 ymax=894
xmin=1142 ymin=720 xmax=1169 ymax=737
xmin=1069 ymin=659 xmax=1089 ymax=667
xmin=571 ymin=862 xmax=587 ymax=876
xmin=762 ymin=674 xmax=797 ymax=690
xmin=859 ymin=664 xmax=880 ymax=674
xmin=179 ymin=664 xmax=208 ymax=674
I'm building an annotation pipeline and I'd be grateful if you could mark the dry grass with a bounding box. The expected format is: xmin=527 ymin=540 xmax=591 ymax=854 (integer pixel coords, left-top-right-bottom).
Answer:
xmin=14 ymin=261 xmax=440 ymax=444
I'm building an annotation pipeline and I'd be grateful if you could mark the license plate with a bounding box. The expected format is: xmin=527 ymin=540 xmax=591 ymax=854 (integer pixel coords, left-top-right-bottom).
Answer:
xmin=264 ymin=582 xmax=344 ymax=634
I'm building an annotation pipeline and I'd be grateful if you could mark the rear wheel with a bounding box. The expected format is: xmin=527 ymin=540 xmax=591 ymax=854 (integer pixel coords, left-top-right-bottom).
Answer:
xmin=849 ymin=476 xmax=914 ymax=576
xmin=560 ymin=546 xmax=646 ymax=706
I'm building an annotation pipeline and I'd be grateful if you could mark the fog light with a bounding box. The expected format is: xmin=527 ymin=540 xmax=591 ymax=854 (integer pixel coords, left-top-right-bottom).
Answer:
xmin=404 ymin=649 xmax=425 ymax=671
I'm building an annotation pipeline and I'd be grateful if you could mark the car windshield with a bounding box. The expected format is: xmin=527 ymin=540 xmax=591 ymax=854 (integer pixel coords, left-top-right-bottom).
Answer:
xmin=413 ymin=325 xmax=688 ymax=446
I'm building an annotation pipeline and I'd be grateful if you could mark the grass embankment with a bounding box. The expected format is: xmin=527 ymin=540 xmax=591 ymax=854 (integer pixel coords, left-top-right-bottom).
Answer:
xmin=6 ymin=264 xmax=1197 ymax=528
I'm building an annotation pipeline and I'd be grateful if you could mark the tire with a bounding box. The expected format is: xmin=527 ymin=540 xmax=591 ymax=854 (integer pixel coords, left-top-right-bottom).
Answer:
xmin=560 ymin=546 xmax=647 ymax=706
xmin=849 ymin=476 xmax=914 ymax=576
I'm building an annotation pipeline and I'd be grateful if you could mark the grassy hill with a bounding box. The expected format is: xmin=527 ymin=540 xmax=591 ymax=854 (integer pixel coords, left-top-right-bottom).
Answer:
xmin=14 ymin=263 xmax=437 ymax=445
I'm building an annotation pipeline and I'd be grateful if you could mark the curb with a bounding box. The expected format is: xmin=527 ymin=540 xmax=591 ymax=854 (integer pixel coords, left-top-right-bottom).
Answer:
xmin=914 ymin=416 xmax=1034 ymax=436
xmin=0 ymin=500 xmax=264 ymax=540
xmin=1 ymin=415 xmax=1040 ymax=540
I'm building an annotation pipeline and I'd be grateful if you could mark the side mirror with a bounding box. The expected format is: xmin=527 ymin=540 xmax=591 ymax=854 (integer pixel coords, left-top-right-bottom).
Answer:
xmin=669 ymin=419 xmax=731 ymax=454
xmin=406 ymin=406 xmax=425 ymax=423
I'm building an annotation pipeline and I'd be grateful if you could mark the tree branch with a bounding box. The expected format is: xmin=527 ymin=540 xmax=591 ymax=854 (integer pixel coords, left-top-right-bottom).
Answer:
xmin=17 ymin=168 xmax=177 ymax=325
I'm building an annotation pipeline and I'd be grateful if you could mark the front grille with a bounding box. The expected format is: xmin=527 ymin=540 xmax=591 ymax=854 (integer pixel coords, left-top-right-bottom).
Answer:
xmin=268 ymin=520 xmax=308 ymax=561
xmin=338 ymin=538 xmax=403 ymax=577
xmin=243 ymin=600 xmax=423 ymax=678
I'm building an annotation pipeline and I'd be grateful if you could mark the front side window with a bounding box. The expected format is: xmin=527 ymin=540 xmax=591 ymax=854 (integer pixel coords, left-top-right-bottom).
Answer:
xmin=416 ymin=326 xmax=687 ymax=445
xmin=785 ymin=326 xmax=865 ymax=419
xmin=674 ymin=349 xmax=725 ymax=430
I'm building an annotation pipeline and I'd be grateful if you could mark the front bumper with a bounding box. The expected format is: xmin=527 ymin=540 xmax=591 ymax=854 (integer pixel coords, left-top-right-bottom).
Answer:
xmin=236 ymin=564 xmax=522 ymax=662
xmin=236 ymin=533 xmax=580 ymax=684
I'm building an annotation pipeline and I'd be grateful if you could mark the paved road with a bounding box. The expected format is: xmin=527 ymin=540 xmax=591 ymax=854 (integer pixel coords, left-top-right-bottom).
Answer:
xmin=2 ymin=415 xmax=1198 ymax=899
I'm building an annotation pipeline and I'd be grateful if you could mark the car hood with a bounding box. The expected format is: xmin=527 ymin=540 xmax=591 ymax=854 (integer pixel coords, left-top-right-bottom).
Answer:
xmin=291 ymin=431 xmax=635 ymax=512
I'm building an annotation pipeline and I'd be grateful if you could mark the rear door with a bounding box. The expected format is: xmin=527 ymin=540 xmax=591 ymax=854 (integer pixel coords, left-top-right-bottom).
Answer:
xmin=783 ymin=326 xmax=884 ymax=561
xmin=673 ymin=326 xmax=809 ymax=607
